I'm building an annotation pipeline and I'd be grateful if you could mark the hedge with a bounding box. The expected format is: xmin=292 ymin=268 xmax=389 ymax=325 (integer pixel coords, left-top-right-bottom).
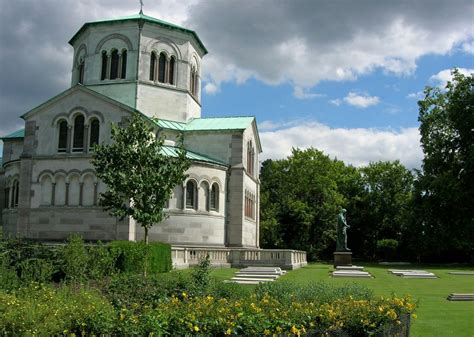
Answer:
xmin=109 ymin=241 xmax=172 ymax=274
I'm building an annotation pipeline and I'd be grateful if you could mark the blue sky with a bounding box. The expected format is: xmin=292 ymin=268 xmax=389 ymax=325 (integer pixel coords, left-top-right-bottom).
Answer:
xmin=1 ymin=0 xmax=473 ymax=169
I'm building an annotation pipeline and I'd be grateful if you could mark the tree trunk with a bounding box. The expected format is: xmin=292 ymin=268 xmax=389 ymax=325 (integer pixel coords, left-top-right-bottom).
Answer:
xmin=144 ymin=226 xmax=149 ymax=244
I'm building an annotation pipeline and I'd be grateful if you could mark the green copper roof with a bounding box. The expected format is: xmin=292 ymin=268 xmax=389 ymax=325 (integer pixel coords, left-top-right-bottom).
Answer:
xmin=161 ymin=146 xmax=227 ymax=166
xmin=153 ymin=118 xmax=186 ymax=131
xmin=153 ymin=117 xmax=255 ymax=132
xmin=1 ymin=128 xmax=25 ymax=140
xmin=69 ymin=13 xmax=207 ymax=54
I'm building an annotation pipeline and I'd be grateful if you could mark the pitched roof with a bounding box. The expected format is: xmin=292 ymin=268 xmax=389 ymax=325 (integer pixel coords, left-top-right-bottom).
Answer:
xmin=161 ymin=146 xmax=227 ymax=166
xmin=1 ymin=129 xmax=25 ymax=140
xmin=154 ymin=116 xmax=255 ymax=132
xmin=69 ymin=13 xmax=207 ymax=55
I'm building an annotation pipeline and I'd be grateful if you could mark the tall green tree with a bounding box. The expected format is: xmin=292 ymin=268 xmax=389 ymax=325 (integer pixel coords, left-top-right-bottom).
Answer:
xmin=414 ymin=69 xmax=474 ymax=260
xmin=92 ymin=114 xmax=190 ymax=244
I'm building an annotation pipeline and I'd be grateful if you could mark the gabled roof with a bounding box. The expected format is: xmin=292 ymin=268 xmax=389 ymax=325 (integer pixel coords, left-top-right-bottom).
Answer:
xmin=21 ymin=84 xmax=138 ymax=120
xmin=69 ymin=13 xmax=207 ymax=55
xmin=161 ymin=146 xmax=227 ymax=167
xmin=1 ymin=129 xmax=25 ymax=140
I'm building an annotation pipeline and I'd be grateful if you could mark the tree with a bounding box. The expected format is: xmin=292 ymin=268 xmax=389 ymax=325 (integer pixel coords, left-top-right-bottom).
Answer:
xmin=92 ymin=114 xmax=190 ymax=244
xmin=414 ymin=69 xmax=474 ymax=260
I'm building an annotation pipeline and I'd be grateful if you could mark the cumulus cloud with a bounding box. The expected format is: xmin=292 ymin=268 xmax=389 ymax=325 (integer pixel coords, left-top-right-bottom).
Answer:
xmin=406 ymin=91 xmax=424 ymax=100
xmin=187 ymin=1 xmax=474 ymax=92
xmin=429 ymin=68 xmax=474 ymax=88
xmin=343 ymin=92 xmax=380 ymax=108
xmin=260 ymin=122 xmax=422 ymax=169
xmin=293 ymin=87 xmax=324 ymax=100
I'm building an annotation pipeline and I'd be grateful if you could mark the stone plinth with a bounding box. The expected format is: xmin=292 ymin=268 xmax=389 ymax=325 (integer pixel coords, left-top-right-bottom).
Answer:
xmin=334 ymin=251 xmax=352 ymax=268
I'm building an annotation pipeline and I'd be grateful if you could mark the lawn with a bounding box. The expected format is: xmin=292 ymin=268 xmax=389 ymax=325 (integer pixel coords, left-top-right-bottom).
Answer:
xmin=211 ymin=263 xmax=474 ymax=337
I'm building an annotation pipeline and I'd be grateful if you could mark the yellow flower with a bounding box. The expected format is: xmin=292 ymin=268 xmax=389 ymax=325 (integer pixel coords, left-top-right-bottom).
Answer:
xmin=182 ymin=292 xmax=188 ymax=298
xmin=225 ymin=328 xmax=232 ymax=335
xmin=412 ymin=314 xmax=417 ymax=319
xmin=194 ymin=326 xmax=200 ymax=332
xmin=263 ymin=329 xmax=271 ymax=335
xmin=290 ymin=325 xmax=299 ymax=335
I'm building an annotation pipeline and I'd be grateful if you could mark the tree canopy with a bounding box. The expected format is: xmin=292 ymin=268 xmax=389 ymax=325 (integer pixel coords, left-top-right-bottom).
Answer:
xmin=92 ymin=114 xmax=190 ymax=244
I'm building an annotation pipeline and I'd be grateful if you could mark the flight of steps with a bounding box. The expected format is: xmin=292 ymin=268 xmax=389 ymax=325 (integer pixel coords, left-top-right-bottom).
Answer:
xmin=227 ymin=267 xmax=287 ymax=285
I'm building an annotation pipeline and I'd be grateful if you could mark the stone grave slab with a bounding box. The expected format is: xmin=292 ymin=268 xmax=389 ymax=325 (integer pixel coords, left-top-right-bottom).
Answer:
xmin=336 ymin=265 xmax=364 ymax=271
xmin=447 ymin=293 xmax=474 ymax=301
xmin=332 ymin=270 xmax=372 ymax=278
xmin=448 ymin=271 xmax=474 ymax=275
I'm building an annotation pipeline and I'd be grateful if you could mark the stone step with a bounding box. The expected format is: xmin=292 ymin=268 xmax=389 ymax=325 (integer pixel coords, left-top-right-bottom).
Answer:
xmin=230 ymin=277 xmax=275 ymax=283
xmin=448 ymin=271 xmax=474 ymax=275
xmin=400 ymin=274 xmax=437 ymax=279
xmin=241 ymin=267 xmax=287 ymax=275
xmin=332 ymin=270 xmax=372 ymax=278
xmin=336 ymin=265 xmax=365 ymax=271
xmin=388 ymin=269 xmax=428 ymax=274
xmin=234 ymin=273 xmax=280 ymax=279
xmin=447 ymin=293 xmax=474 ymax=301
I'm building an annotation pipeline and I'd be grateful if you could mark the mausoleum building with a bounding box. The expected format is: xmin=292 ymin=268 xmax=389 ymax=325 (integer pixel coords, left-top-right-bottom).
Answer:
xmin=0 ymin=13 xmax=262 ymax=249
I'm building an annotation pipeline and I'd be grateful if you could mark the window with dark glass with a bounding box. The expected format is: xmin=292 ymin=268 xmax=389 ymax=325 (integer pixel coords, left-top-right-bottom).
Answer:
xmin=121 ymin=50 xmax=127 ymax=79
xmin=78 ymin=61 xmax=85 ymax=84
xmin=169 ymin=56 xmax=175 ymax=85
xmin=158 ymin=53 xmax=167 ymax=83
xmin=110 ymin=50 xmax=119 ymax=80
xmin=58 ymin=121 xmax=68 ymax=152
xmin=190 ymin=68 xmax=195 ymax=94
xmin=150 ymin=52 xmax=157 ymax=81
xmin=210 ymin=184 xmax=218 ymax=211
xmin=72 ymin=115 xmax=85 ymax=152
xmin=186 ymin=181 xmax=196 ymax=209
xmin=89 ymin=119 xmax=100 ymax=148
xmin=14 ymin=181 xmax=19 ymax=207
xmin=101 ymin=51 xmax=108 ymax=80
xmin=4 ymin=188 xmax=9 ymax=208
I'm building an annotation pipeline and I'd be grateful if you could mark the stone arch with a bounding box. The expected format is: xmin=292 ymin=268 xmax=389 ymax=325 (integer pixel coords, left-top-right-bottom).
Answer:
xmin=95 ymin=33 xmax=134 ymax=54
xmin=86 ymin=110 xmax=105 ymax=124
xmin=210 ymin=177 xmax=223 ymax=191
xmin=199 ymin=180 xmax=210 ymax=211
xmin=54 ymin=171 xmax=67 ymax=206
xmin=37 ymin=170 xmax=55 ymax=183
xmin=74 ymin=44 xmax=88 ymax=65
xmin=39 ymin=172 xmax=54 ymax=206
xmin=68 ymin=106 xmax=88 ymax=122
xmin=51 ymin=113 xmax=70 ymax=127
xmin=82 ymin=172 xmax=96 ymax=206
xmin=80 ymin=169 xmax=98 ymax=183
xmin=67 ymin=171 xmax=81 ymax=206
xmin=146 ymin=38 xmax=182 ymax=59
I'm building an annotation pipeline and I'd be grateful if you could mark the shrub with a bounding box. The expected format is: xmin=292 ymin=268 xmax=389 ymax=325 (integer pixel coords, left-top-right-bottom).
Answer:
xmin=109 ymin=241 xmax=172 ymax=274
xmin=190 ymin=254 xmax=211 ymax=295
xmin=377 ymin=239 xmax=399 ymax=261
xmin=0 ymin=284 xmax=115 ymax=336
xmin=61 ymin=234 xmax=89 ymax=282
xmin=87 ymin=241 xmax=120 ymax=279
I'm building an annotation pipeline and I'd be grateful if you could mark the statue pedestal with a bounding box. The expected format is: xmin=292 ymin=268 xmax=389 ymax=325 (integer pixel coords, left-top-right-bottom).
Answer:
xmin=334 ymin=251 xmax=352 ymax=268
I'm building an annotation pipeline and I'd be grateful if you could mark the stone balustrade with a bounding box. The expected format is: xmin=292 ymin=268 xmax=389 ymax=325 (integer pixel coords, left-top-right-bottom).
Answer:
xmin=172 ymin=246 xmax=307 ymax=270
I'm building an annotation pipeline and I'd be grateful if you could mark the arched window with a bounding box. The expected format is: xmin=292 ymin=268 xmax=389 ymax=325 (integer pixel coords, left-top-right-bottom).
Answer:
xmin=186 ymin=180 xmax=196 ymax=209
xmin=247 ymin=141 xmax=255 ymax=176
xmin=110 ymin=50 xmax=119 ymax=80
xmin=120 ymin=50 xmax=127 ymax=79
xmin=101 ymin=51 xmax=108 ymax=80
xmin=58 ymin=121 xmax=68 ymax=153
xmin=190 ymin=67 xmax=196 ymax=95
xmin=72 ymin=115 xmax=85 ymax=152
xmin=78 ymin=60 xmax=85 ymax=84
xmin=4 ymin=187 xmax=9 ymax=208
xmin=89 ymin=119 xmax=100 ymax=148
xmin=150 ymin=52 xmax=157 ymax=81
xmin=14 ymin=181 xmax=19 ymax=207
xmin=210 ymin=184 xmax=219 ymax=211
xmin=169 ymin=56 xmax=176 ymax=85
xmin=158 ymin=53 xmax=167 ymax=83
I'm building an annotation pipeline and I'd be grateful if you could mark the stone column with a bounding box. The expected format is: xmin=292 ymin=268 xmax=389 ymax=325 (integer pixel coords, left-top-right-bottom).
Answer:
xmin=66 ymin=125 xmax=72 ymax=153
xmin=117 ymin=53 xmax=123 ymax=79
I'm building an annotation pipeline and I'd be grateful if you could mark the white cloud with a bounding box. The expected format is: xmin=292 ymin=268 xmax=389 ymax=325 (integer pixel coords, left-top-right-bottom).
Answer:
xmin=330 ymin=99 xmax=342 ymax=106
xmin=187 ymin=1 xmax=474 ymax=93
xmin=203 ymin=82 xmax=219 ymax=94
xmin=293 ymin=87 xmax=324 ymax=100
xmin=343 ymin=92 xmax=380 ymax=108
xmin=430 ymin=68 xmax=474 ymax=88
xmin=260 ymin=122 xmax=422 ymax=169
xmin=406 ymin=91 xmax=424 ymax=99
xmin=461 ymin=41 xmax=474 ymax=54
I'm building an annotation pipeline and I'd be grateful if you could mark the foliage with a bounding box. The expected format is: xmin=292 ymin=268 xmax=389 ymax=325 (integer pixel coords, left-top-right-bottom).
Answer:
xmin=260 ymin=148 xmax=414 ymax=260
xmin=61 ymin=234 xmax=89 ymax=283
xmin=109 ymin=240 xmax=172 ymax=275
xmin=376 ymin=239 xmax=399 ymax=261
xmin=0 ymin=284 xmax=116 ymax=336
xmin=190 ymin=254 xmax=212 ymax=295
xmin=92 ymin=113 xmax=190 ymax=243
xmin=414 ymin=69 xmax=474 ymax=261
xmin=0 ymin=281 xmax=415 ymax=337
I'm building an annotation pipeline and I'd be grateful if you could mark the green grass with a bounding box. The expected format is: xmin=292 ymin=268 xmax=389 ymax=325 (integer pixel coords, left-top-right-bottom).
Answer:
xmin=211 ymin=263 xmax=474 ymax=337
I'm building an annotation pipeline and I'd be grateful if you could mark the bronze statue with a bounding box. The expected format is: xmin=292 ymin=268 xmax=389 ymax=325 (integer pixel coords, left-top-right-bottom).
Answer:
xmin=336 ymin=208 xmax=350 ymax=251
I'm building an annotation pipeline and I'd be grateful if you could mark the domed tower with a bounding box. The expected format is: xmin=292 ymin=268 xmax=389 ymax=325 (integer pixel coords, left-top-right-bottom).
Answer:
xmin=68 ymin=13 xmax=207 ymax=122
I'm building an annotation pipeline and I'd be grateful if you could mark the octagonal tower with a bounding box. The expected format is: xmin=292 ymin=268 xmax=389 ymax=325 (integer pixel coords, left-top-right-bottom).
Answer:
xmin=68 ymin=13 xmax=207 ymax=122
